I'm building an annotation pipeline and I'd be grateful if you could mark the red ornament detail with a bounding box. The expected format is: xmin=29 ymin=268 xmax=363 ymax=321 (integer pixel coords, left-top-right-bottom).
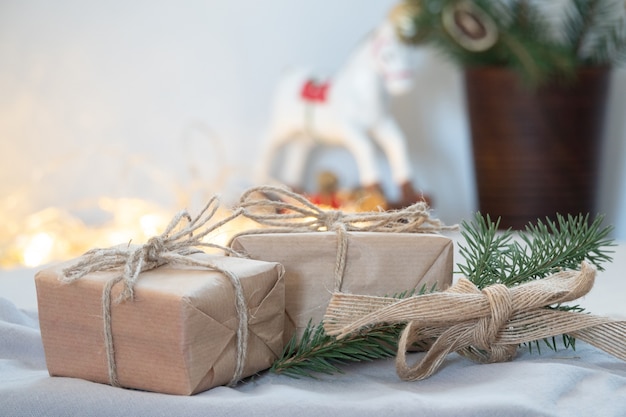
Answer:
xmin=309 ymin=193 xmax=341 ymax=209
xmin=301 ymin=80 xmax=330 ymax=103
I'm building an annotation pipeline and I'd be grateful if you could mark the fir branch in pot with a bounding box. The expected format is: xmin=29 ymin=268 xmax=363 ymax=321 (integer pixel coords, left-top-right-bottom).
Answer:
xmin=398 ymin=0 xmax=626 ymax=86
xmin=394 ymin=0 xmax=626 ymax=229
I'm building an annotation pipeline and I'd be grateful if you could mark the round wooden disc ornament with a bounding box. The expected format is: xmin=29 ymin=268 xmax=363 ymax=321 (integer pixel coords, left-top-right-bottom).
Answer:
xmin=442 ymin=0 xmax=498 ymax=52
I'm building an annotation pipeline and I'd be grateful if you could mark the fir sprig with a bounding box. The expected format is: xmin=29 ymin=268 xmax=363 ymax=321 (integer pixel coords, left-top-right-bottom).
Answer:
xmin=270 ymin=288 xmax=427 ymax=378
xmin=270 ymin=321 xmax=404 ymax=378
xmin=458 ymin=213 xmax=614 ymax=289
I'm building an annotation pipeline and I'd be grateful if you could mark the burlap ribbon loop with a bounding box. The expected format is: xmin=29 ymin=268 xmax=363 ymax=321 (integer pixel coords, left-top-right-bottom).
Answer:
xmin=232 ymin=185 xmax=452 ymax=291
xmin=324 ymin=262 xmax=626 ymax=381
xmin=61 ymin=196 xmax=250 ymax=388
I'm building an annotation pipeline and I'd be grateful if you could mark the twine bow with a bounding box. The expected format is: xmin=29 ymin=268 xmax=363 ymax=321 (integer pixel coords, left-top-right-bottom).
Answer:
xmin=231 ymin=185 xmax=452 ymax=291
xmin=323 ymin=262 xmax=626 ymax=381
xmin=62 ymin=196 xmax=249 ymax=388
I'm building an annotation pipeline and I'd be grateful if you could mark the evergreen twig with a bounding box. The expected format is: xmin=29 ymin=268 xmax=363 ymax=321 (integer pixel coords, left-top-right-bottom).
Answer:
xmin=270 ymin=321 xmax=404 ymax=379
xmin=457 ymin=213 xmax=614 ymax=288
xmin=270 ymin=287 xmax=429 ymax=378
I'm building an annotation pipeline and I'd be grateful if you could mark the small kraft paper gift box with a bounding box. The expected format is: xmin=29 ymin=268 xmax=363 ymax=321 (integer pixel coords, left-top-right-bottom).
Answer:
xmin=35 ymin=252 xmax=284 ymax=395
xmin=231 ymin=186 xmax=455 ymax=342
xmin=35 ymin=197 xmax=285 ymax=395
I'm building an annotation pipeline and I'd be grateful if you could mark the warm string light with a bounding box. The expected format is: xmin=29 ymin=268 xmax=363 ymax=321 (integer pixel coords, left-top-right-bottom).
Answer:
xmin=1 ymin=123 xmax=237 ymax=269
xmin=21 ymin=233 xmax=54 ymax=268
xmin=0 ymin=197 xmax=263 ymax=268
xmin=1 ymin=199 xmax=171 ymax=268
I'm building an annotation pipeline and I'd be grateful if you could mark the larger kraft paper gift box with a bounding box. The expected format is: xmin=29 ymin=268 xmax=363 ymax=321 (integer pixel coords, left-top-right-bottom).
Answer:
xmin=35 ymin=252 xmax=285 ymax=395
xmin=231 ymin=231 xmax=453 ymax=341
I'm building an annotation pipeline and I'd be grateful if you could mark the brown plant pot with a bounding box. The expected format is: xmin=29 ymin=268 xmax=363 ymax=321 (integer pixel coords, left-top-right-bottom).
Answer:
xmin=465 ymin=66 xmax=611 ymax=229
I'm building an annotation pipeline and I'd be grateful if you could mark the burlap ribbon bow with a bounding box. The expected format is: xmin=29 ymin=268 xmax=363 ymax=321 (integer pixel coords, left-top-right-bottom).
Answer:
xmin=323 ymin=262 xmax=626 ymax=381
xmin=232 ymin=185 xmax=452 ymax=291
xmin=61 ymin=196 xmax=249 ymax=388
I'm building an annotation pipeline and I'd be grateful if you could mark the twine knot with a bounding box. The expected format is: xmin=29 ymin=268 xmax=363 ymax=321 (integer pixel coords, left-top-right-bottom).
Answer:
xmin=323 ymin=262 xmax=626 ymax=381
xmin=144 ymin=235 xmax=166 ymax=263
xmin=61 ymin=196 xmax=250 ymax=388
xmin=322 ymin=210 xmax=345 ymax=232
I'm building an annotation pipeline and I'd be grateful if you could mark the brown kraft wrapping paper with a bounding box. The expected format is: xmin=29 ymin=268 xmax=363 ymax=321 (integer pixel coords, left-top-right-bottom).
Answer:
xmin=35 ymin=252 xmax=284 ymax=395
xmin=231 ymin=231 xmax=453 ymax=342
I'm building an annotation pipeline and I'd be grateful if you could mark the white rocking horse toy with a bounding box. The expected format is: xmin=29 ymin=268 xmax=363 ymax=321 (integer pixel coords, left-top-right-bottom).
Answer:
xmin=256 ymin=4 xmax=426 ymax=208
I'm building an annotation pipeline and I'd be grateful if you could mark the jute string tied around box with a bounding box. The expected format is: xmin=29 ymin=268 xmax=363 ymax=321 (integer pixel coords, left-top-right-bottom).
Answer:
xmin=230 ymin=185 xmax=455 ymax=292
xmin=323 ymin=262 xmax=626 ymax=381
xmin=61 ymin=196 xmax=249 ymax=388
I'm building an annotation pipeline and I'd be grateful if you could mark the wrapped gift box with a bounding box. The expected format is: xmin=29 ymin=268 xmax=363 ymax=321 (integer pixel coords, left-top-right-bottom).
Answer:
xmin=231 ymin=232 xmax=453 ymax=342
xmin=35 ymin=252 xmax=284 ymax=395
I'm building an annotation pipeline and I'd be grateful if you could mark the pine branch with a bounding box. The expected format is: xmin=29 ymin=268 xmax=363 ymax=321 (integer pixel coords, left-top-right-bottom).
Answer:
xmin=270 ymin=287 xmax=429 ymax=378
xmin=457 ymin=213 xmax=614 ymax=289
xmin=270 ymin=320 xmax=404 ymax=378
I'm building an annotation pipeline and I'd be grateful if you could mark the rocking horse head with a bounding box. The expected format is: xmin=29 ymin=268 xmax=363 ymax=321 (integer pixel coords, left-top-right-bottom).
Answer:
xmin=368 ymin=19 xmax=417 ymax=96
